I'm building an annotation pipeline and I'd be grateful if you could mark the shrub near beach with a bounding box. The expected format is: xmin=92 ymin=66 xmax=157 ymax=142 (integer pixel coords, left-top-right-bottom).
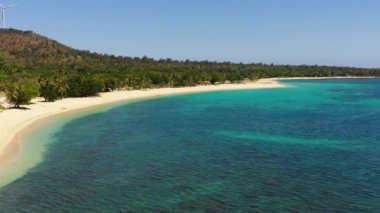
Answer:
xmin=4 ymin=79 xmax=40 ymax=108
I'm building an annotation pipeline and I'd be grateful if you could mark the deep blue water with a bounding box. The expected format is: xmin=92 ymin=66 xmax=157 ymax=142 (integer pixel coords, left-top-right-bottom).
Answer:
xmin=0 ymin=79 xmax=380 ymax=212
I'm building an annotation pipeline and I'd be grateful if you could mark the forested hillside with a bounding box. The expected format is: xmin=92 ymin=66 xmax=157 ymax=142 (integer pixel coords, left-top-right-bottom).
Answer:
xmin=0 ymin=29 xmax=379 ymax=106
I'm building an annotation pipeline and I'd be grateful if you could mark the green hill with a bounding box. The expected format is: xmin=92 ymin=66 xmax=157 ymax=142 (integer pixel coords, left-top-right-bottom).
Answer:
xmin=1 ymin=28 xmax=378 ymax=76
xmin=0 ymin=29 xmax=379 ymax=104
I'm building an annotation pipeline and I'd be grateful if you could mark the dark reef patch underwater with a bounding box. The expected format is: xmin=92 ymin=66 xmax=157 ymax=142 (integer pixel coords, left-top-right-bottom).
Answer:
xmin=1 ymin=79 xmax=380 ymax=212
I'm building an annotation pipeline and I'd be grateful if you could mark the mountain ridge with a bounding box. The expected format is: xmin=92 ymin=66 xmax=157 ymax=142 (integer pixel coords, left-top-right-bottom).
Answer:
xmin=1 ymin=28 xmax=378 ymax=70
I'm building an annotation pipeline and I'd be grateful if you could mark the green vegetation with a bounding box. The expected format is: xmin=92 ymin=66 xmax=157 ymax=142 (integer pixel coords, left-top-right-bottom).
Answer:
xmin=4 ymin=78 xmax=39 ymax=108
xmin=0 ymin=29 xmax=379 ymax=107
xmin=39 ymin=74 xmax=68 ymax=102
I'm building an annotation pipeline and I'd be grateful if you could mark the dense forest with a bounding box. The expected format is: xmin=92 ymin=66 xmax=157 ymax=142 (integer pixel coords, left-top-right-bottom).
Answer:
xmin=1 ymin=29 xmax=379 ymax=107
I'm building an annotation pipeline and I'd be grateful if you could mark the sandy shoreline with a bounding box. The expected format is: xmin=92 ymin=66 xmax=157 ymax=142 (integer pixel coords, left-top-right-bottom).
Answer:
xmin=1 ymin=76 xmax=379 ymax=187
xmin=273 ymin=76 xmax=378 ymax=80
xmin=0 ymin=78 xmax=285 ymax=180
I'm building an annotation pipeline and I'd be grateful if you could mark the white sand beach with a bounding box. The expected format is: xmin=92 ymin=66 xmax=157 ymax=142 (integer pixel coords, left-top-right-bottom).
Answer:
xmin=0 ymin=78 xmax=285 ymax=175
xmin=272 ymin=76 xmax=377 ymax=80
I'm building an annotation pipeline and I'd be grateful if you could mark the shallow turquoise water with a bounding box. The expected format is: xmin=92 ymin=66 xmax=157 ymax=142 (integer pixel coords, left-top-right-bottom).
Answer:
xmin=1 ymin=79 xmax=380 ymax=212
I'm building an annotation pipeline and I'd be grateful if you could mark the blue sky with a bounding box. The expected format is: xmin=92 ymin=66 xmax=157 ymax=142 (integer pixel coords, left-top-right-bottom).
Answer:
xmin=4 ymin=0 xmax=380 ymax=67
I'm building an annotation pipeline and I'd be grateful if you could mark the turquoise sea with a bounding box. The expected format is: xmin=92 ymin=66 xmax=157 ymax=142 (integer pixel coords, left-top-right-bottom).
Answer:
xmin=0 ymin=79 xmax=380 ymax=212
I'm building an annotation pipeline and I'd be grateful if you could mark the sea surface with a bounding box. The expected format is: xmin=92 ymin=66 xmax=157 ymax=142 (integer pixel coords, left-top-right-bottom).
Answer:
xmin=0 ymin=79 xmax=380 ymax=212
